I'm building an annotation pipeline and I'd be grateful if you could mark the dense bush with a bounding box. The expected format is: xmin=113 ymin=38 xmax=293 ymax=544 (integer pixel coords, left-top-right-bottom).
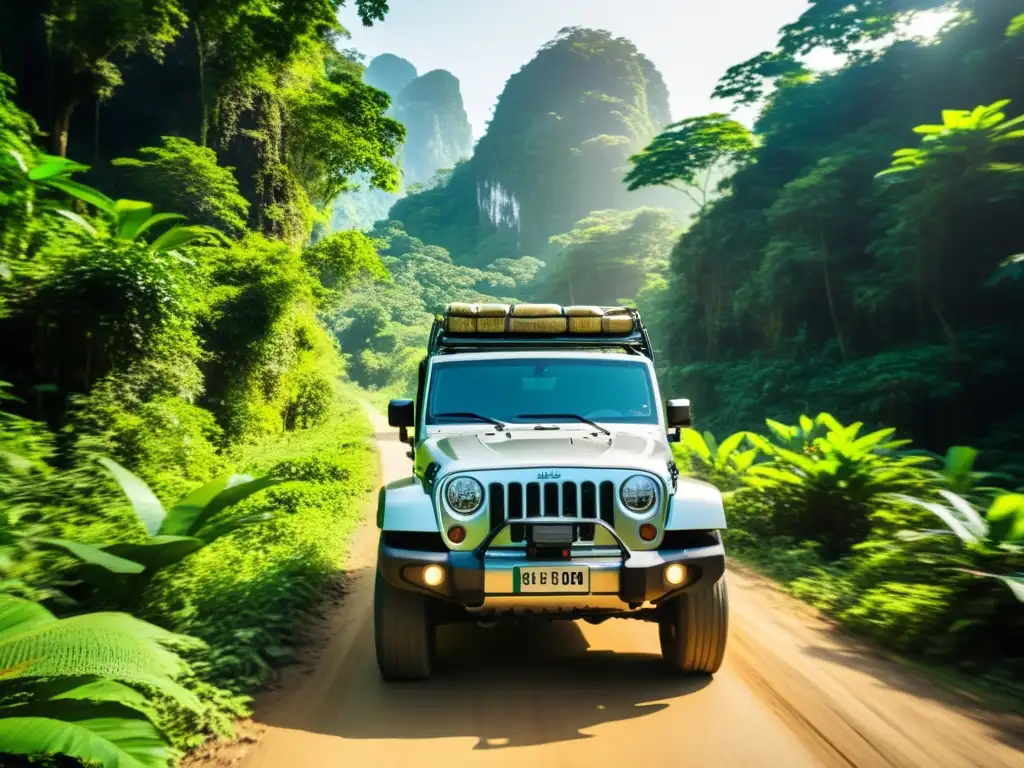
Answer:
xmin=675 ymin=412 xmax=1024 ymax=697
xmin=0 ymin=38 xmax=390 ymax=763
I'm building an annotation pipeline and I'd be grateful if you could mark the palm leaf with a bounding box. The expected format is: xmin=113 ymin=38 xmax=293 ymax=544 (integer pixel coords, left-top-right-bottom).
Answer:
xmin=99 ymin=458 xmax=166 ymax=536
xmin=0 ymin=715 xmax=175 ymax=768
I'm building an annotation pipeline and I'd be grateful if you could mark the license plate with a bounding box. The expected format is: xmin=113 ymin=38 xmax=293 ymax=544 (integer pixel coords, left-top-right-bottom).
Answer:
xmin=513 ymin=565 xmax=590 ymax=594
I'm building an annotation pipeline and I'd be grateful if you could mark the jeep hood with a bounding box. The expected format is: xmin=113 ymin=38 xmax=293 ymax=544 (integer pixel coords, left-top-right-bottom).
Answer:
xmin=414 ymin=428 xmax=675 ymax=479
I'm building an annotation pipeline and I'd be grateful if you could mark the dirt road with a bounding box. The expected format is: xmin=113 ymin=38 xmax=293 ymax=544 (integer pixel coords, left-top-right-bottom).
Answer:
xmin=237 ymin=409 xmax=1024 ymax=768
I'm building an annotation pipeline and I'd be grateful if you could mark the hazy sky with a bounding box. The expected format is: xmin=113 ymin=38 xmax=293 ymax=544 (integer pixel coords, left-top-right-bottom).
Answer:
xmin=337 ymin=0 xmax=817 ymax=139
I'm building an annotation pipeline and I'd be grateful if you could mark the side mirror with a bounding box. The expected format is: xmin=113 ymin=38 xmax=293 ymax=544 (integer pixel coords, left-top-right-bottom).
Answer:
xmin=666 ymin=398 xmax=692 ymax=429
xmin=388 ymin=399 xmax=414 ymax=428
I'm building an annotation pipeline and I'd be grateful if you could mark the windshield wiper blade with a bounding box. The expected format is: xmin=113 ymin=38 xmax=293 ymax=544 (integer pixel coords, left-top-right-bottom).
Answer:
xmin=518 ymin=413 xmax=611 ymax=436
xmin=434 ymin=412 xmax=507 ymax=430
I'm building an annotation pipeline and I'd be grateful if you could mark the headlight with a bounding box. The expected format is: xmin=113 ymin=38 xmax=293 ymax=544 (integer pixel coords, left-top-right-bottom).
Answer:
xmin=620 ymin=475 xmax=657 ymax=514
xmin=445 ymin=477 xmax=484 ymax=514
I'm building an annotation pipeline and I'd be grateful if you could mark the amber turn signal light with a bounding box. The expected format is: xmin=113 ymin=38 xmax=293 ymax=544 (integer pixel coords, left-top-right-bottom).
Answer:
xmin=447 ymin=524 xmax=467 ymax=544
xmin=639 ymin=523 xmax=658 ymax=541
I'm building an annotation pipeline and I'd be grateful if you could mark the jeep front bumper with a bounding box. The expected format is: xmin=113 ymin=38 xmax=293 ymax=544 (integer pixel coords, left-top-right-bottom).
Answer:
xmin=376 ymin=518 xmax=726 ymax=613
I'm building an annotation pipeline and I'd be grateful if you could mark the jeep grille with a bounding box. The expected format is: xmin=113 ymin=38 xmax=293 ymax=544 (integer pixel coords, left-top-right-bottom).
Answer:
xmin=487 ymin=480 xmax=615 ymax=543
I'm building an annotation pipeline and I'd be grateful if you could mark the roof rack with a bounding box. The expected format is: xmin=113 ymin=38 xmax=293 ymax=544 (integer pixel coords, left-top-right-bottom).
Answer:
xmin=427 ymin=303 xmax=655 ymax=361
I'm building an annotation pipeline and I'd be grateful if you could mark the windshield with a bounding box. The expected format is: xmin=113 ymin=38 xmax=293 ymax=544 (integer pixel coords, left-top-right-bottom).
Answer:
xmin=426 ymin=358 xmax=659 ymax=425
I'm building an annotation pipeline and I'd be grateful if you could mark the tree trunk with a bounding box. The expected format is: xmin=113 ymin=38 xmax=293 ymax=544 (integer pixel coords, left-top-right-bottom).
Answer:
xmin=195 ymin=20 xmax=208 ymax=146
xmin=52 ymin=97 xmax=77 ymax=157
xmin=818 ymin=224 xmax=848 ymax=362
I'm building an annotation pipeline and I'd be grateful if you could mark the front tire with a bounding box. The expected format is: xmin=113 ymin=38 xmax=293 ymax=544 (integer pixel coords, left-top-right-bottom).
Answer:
xmin=374 ymin=570 xmax=435 ymax=680
xmin=658 ymin=575 xmax=729 ymax=674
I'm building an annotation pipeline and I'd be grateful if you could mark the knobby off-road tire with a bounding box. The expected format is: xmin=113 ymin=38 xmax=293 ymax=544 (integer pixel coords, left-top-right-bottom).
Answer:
xmin=658 ymin=575 xmax=729 ymax=674
xmin=374 ymin=570 xmax=436 ymax=681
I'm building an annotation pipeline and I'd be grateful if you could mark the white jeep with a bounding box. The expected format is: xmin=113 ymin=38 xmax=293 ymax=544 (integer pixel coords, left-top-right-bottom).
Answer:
xmin=374 ymin=303 xmax=729 ymax=680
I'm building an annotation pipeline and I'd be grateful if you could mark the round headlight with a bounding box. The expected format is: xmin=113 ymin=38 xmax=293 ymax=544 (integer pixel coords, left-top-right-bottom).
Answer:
xmin=620 ymin=475 xmax=658 ymax=514
xmin=445 ymin=477 xmax=484 ymax=514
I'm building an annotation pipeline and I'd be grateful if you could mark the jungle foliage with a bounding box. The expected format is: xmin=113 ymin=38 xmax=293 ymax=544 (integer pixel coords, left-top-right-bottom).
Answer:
xmin=674 ymin=413 xmax=1024 ymax=693
xmin=0 ymin=2 xmax=396 ymax=764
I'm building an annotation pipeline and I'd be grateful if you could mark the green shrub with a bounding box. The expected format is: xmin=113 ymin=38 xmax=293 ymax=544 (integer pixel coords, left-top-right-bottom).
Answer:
xmin=839 ymin=582 xmax=958 ymax=652
xmin=109 ymin=137 xmax=251 ymax=236
xmin=142 ymin=395 xmax=377 ymax=692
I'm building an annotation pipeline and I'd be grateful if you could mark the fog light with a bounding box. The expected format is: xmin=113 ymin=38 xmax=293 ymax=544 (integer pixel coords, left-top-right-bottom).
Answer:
xmin=447 ymin=525 xmax=466 ymax=544
xmin=422 ymin=564 xmax=445 ymax=587
xmin=664 ymin=563 xmax=687 ymax=586
xmin=639 ymin=523 xmax=658 ymax=541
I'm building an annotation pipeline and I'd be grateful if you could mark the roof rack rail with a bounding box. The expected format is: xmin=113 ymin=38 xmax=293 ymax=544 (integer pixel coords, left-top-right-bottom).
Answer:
xmin=427 ymin=303 xmax=655 ymax=361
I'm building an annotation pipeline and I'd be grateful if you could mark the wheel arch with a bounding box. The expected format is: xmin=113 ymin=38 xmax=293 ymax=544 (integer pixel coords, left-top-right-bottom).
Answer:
xmin=378 ymin=477 xmax=439 ymax=532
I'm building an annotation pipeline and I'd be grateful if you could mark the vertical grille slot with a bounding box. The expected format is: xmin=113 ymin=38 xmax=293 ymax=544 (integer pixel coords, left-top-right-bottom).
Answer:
xmin=543 ymin=482 xmax=560 ymax=517
xmin=562 ymin=482 xmax=578 ymax=517
xmin=599 ymin=481 xmax=615 ymax=528
xmin=508 ymin=482 xmax=524 ymax=543
xmin=525 ymin=482 xmax=541 ymax=518
xmin=488 ymin=483 xmax=504 ymax=533
xmin=580 ymin=481 xmax=597 ymax=541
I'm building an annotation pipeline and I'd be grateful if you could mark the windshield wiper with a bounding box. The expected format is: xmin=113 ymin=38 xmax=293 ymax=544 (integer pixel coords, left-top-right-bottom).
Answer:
xmin=518 ymin=413 xmax=611 ymax=436
xmin=434 ymin=412 xmax=506 ymax=431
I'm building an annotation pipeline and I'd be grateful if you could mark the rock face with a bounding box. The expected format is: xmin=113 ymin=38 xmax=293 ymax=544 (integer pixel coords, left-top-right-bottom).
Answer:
xmin=388 ymin=28 xmax=681 ymax=267
xmin=331 ymin=55 xmax=473 ymax=232
xmin=393 ymin=70 xmax=473 ymax=188
xmin=362 ymin=53 xmax=418 ymax=99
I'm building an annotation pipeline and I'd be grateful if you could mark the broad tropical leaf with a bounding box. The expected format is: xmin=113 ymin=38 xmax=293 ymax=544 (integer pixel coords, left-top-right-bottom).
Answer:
xmin=0 ymin=715 xmax=176 ymax=768
xmin=986 ymin=493 xmax=1024 ymax=543
xmin=958 ymin=570 xmax=1024 ymax=603
xmin=132 ymin=212 xmax=186 ymax=241
xmin=714 ymin=431 xmax=749 ymax=470
xmin=55 ymin=209 xmax=98 ymax=236
xmin=149 ymin=224 xmax=229 ymax=253
xmin=0 ymin=596 xmax=202 ymax=711
xmin=40 ymin=177 xmax=116 ymax=215
xmin=28 ymin=158 xmax=90 ymax=181
xmin=678 ymin=429 xmax=711 ymax=462
xmin=936 ymin=490 xmax=989 ymax=540
xmin=113 ymin=200 xmax=154 ymax=241
xmin=32 ymin=538 xmax=144 ymax=574
xmin=99 ymin=458 xmax=166 ymax=536
xmin=159 ymin=475 xmax=281 ymax=537
xmin=192 ymin=512 xmax=274 ymax=546
xmin=102 ymin=536 xmax=204 ymax=570
xmin=0 ymin=598 xmax=54 ymax=639
xmin=895 ymin=494 xmax=982 ymax=544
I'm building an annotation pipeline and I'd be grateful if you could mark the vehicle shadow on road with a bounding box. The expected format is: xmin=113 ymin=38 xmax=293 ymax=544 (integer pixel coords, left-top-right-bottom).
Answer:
xmin=304 ymin=618 xmax=709 ymax=750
